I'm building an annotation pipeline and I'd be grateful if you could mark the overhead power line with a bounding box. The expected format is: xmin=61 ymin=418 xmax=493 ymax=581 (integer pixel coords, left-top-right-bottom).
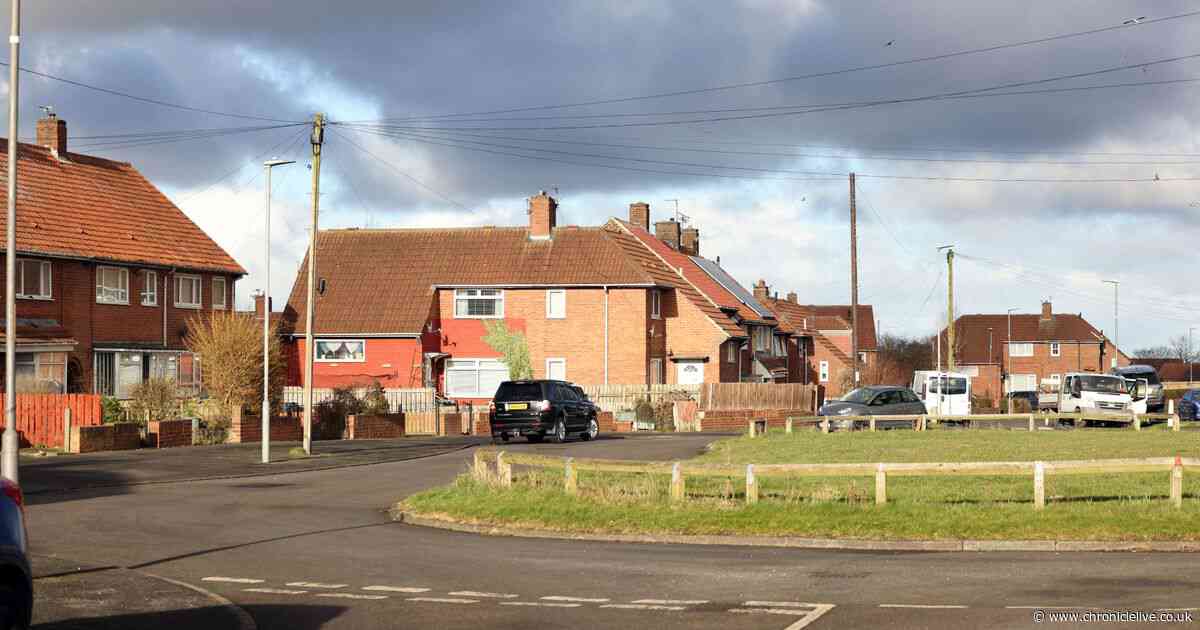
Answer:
xmin=68 ymin=123 xmax=308 ymax=151
xmin=361 ymin=10 xmax=1200 ymax=122
xmin=330 ymin=128 xmax=472 ymax=212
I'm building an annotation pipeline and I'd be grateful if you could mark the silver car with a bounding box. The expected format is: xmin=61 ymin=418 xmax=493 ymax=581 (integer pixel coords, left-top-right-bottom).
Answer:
xmin=818 ymin=386 xmax=928 ymax=430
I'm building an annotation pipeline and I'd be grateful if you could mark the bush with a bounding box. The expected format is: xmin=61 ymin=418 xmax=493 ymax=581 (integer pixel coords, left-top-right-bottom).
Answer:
xmin=101 ymin=396 xmax=125 ymax=424
xmin=361 ymin=381 xmax=390 ymax=415
xmin=185 ymin=310 xmax=285 ymax=416
xmin=652 ymin=400 xmax=674 ymax=432
xmin=314 ymin=386 xmax=363 ymax=440
xmin=195 ymin=417 xmax=229 ymax=445
xmin=128 ymin=378 xmax=179 ymax=424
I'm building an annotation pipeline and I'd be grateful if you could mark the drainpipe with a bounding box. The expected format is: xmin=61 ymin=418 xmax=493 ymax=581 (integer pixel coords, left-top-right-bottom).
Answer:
xmin=603 ymin=286 xmax=609 ymax=385
xmin=162 ymin=269 xmax=170 ymax=347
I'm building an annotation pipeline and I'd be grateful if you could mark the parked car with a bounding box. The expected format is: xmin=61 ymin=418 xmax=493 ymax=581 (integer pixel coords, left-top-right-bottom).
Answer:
xmin=817 ymin=386 xmax=927 ymax=430
xmin=0 ymin=479 xmax=30 ymax=630
xmin=1111 ymin=365 xmax=1164 ymax=412
xmin=489 ymin=380 xmax=599 ymax=443
xmin=1180 ymin=389 xmax=1200 ymax=422
xmin=570 ymin=385 xmax=599 ymax=417
xmin=1004 ymin=391 xmax=1040 ymax=413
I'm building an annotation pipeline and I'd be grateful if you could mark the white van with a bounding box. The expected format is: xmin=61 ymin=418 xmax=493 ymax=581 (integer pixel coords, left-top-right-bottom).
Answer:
xmin=911 ymin=371 xmax=972 ymax=416
xmin=1059 ymin=373 xmax=1134 ymax=415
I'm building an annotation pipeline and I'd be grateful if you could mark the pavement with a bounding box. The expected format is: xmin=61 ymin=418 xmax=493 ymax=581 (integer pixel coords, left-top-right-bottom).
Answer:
xmin=24 ymin=432 xmax=1200 ymax=629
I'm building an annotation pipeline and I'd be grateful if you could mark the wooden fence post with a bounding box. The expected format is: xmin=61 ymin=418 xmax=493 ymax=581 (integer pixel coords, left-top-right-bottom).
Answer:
xmin=745 ymin=464 xmax=758 ymax=505
xmin=63 ymin=408 xmax=72 ymax=453
xmin=821 ymin=419 xmax=829 ymax=434
xmin=1028 ymin=414 xmax=1035 ymax=432
xmin=670 ymin=462 xmax=684 ymax=502
xmin=496 ymin=451 xmax=512 ymax=488
xmin=869 ymin=416 xmax=876 ymax=432
xmin=919 ymin=415 xmax=927 ymax=432
xmin=875 ymin=463 xmax=887 ymax=505
xmin=748 ymin=419 xmax=756 ymax=438
xmin=785 ymin=417 xmax=793 ymax=434
xmin=1173 ymin=401 xmax=1181 ymax=432
xmin=564 ymin=457 xmax=577 ymax=495
xmin=1171 ymin=456 xmax=1183 ymax=509
xmin=473 ymin=450 xmax=487 ymax=482
xmin=1033 ymin=461 xmax=1045 ymax=510
xmin=1133 ymin=414 xmax=1142 ymax=431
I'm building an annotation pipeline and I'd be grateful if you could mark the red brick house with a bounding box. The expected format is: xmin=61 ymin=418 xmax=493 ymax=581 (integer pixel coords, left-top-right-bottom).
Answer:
xmin=0 ymin=114 xmax=246 ymax=396
xmin=940 ymin=301 xmax=1131 ymax=405
xmin=283 ymin=193 xmax=798 ymax=399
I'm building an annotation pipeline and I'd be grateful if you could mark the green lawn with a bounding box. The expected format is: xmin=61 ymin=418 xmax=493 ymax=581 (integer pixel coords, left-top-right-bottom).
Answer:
xmin=402 ymin=427 xmax=1200 ymax=541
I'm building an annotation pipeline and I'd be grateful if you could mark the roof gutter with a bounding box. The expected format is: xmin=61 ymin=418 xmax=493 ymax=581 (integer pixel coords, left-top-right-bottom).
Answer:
xmin=286 ymin=332 xmax=421 ymax=339
xmin=432 ymin=283 xmax=655 ymax=289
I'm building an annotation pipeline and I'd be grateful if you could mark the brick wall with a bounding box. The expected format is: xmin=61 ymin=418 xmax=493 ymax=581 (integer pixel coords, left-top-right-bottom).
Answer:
xmin=441 ymin=412 xmax=463 ymax=436
xmin=346 ymin=413 xmax=405 ymax=439
xmin=662 ymin=288 xmax=727 ymax=383
xmin=228 ymin=406 xmax=303 ymax=443
xmin=698 ymin=408 xmax=814 ymax=433
xmin=147 ymin=419 xmax=193 ymax=448
xmin=290 ymin=337 xmax=423 ymax=388
xmin=69 ymin=423 xmax=141 ymax=453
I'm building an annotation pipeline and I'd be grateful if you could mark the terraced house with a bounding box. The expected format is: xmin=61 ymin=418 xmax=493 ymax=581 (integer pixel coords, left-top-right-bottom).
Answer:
xmin=283 ymin=193 xmax=810 ymax=401
xmin=0 ymin=114 xmax=246 ymax=396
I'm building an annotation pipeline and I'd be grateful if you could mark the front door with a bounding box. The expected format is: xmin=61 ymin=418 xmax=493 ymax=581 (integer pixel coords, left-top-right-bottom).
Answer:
xmin=676 ymin=360 xmax=704 ymax=385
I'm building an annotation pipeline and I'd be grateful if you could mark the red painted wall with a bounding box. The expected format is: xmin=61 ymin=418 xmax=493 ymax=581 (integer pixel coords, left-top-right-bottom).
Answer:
xmin=289 ymin=338 xmax=423 ymax=388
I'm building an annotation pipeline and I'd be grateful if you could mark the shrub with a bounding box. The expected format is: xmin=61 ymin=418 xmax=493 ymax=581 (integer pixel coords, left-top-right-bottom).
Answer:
xmin=101 ymin=396 xmax=126 ymax=424
xmin=652 ymin=400 xmax=674 ymax=432
xmin=195 ymin=418 xmax=229 ymax=445
xmin=314 ymin=386 xmax=363 ymax=439
xmin=185 ymin=310 xmax=285 ymax=416
xmin=361 ymin=381 xmax=390 ymax=415
xmin=128 ymin=378 xmax=179 ymax=424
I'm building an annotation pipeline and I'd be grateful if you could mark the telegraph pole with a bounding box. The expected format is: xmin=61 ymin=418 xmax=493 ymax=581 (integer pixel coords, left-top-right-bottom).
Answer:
xmin=302 ymin=113 xmax=324 ymax=456
xmin=849 ymin=173 xmax=860 ymax=386
xmin=1102 ymin=279 xmax=1119 ymax=367
xmin=938 ymin=245 xmax=956 ymax=371
xmin=2 ymin=0 xmax=19 ymax=482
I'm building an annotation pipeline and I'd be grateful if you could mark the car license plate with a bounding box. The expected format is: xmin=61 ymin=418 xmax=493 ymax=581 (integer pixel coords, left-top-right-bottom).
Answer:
xmin=507 ymin=403 xmax=528 ymax=411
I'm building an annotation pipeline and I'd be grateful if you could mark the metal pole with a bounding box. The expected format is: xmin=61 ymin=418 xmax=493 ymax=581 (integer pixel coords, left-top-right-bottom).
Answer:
xmin=261 ymin=159 xmax=293 ymax=464
xmin=946 ymin=248 xmax=955 ymax=371
xmin=849 ymin=173 xmax=859 ymax=386
xmin=1007 ymin=308 xmax=1016 ymax=414
xmin=3 ymin=0 xmax=20 ymax=483
xmin=1190 ymin=327 xmax=1195 ymax=383
xmin=302 ymin=114 xmax=324 ymax=455
xmin=1103 ymin=280 xmax=1119 ymax=367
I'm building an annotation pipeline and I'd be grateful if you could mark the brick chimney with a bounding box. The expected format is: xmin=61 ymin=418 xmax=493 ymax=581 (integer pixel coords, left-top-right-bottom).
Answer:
xmin=628 ymin=202 xmax=650 ymax=232
xmin=752 ymin=279 xmax=770 ymax=302
xmin=654 ymin=219 xmax=681 ymax=250
xmin=786 ymin=291 xmax=797 ymax=304
xmin=254 ymin=292 xmax=273 ymax=322
xmin=36 ymin=113 xmax=67 ymax=155
xmin=529 ymin=191 xmax=557 ymax=240
xmin=1040 ymin=300 xmax=1053 ymax=321
xmin=679 ymin=227 xmax=700 ymax=256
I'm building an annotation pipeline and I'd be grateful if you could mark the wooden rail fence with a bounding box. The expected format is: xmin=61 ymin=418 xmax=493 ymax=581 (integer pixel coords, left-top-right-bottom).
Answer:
xmin=472 ymin=450 xmax=1195 ymax=510
xmin=750 ymin=411 xmax=1191 ymax=435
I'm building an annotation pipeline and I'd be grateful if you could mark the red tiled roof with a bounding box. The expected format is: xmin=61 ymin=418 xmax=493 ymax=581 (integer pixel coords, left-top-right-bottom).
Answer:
xmin=0 ymin=140 xmax=244 ymax=274
xmin=945 ymin=311 xmax=1124 ymax=365
xmin=810 ymin=305 xmax=877 ymax=350
xmin=287 ymin=226 xmax=659 ymax=335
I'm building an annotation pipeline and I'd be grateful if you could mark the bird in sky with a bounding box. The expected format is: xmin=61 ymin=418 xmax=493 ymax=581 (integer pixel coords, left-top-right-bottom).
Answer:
xmin=1123 ymin=16 xmax=1146 ymax=25
xmin=885 ymin=40 xmax=894 ymax=46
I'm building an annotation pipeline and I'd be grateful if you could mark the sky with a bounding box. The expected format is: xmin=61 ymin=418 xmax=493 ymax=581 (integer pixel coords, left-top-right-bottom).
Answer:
xmin=5 ymin=1 xmax=1200 ymax=355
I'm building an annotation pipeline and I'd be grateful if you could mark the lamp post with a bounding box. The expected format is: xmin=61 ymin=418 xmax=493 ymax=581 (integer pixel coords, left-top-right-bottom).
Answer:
xmin=1102 ymin=279 xmax=1119 ymax=368
xmin=2 ymin=0 xmax=21 ymax=483
xmin=1191 ymin=327 xmax=1196 ymax=384
xmin=261 ymin=159 xmax=294 ymax=464
xmin=1006 ymin=308 xmax=1017 ymax=414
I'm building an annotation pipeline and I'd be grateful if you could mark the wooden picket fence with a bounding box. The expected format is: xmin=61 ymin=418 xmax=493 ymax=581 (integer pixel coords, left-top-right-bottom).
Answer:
xmin=0 ymin=394 xmax=103 ymax=448
xmin=698 ymin=382 xmax=816 ymax=411
xmin=577 ymin=384 xmax=700 ymax=413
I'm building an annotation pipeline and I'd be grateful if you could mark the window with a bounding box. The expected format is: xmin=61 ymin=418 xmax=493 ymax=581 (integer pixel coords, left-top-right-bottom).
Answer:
xmin=16 ymin=259 xmax=51 ymax=299
xmin=858 ymin=351 xmax=868 ymax=364
xmin=314 ymin=339 xmax=365 ymax=362
xmin=726 ymin=342 xmax=737 ymax=363
xmin=14 ymin=352 xmax=66 ymax=393
xmin=454 ymin=288 xmax=503 ymax=318
xmin=753 ymin=326 xmax=771 ymax=352
xmin=445 ymin=358 xmax=510 ymax=398
xmin=1007 ymin=373 xmax=1037 ymax=393
xmin=901 ymin=390 xmax=922 ymax=403
xmin=1050 ymin=342 xmax=1061 ymax=357
xmin=95 ymin=266 xmax=129 ymax=304
xmin=649 ymin=358 xmax=664 ymax=384
xmin=650 ymin=289 xmax=661 ymax=319
xmin=141 ymin=271 xmax=158 ymax=306
xmin=819 ymin=360 xmax=830 ymax=383
xmin=773 ymin=335 xmax=785 ymax=357
xmin=545 ymin=289 xmax=566 ymax=319
xmin=212 ymin=277 xmax=227 ymax=310
xmin=546 ymin=357 xmax=566 ymax=380
xmin=1009 ymin=342 xmax=1033 ymax=357
xmin=175 ymin=274 xmax=202 ymax=308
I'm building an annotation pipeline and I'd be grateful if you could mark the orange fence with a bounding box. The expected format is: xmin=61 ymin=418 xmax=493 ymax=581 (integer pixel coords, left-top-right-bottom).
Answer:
xmin=0 ymin=394 xmax=104 ymax=448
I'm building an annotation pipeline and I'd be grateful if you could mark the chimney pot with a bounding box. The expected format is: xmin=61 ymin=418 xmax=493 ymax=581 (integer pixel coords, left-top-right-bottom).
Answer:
xmin=786 ymin=291 xmax=798 ymax=303
xmin=680 ymin=226 xmax=700 ymax=256
xmin=628 ymin=201 xmax=650 ymax=232
xmin=654 ymin=219 xmax=682 ymax=250
xmin=1041 ymin=301 xmax=1053 ymax=321
xmin=529 ymin=191 xmax=557 ymax=239
xmin=36 ymin=114 xmax=67 ymax=155
xmin=752 ymin=279 xmax=770 ymax=302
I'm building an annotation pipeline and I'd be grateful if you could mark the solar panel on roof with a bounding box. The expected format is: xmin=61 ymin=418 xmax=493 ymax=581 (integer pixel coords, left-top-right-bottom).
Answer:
xmin=690 ymin=256 xmax=775 ymax=319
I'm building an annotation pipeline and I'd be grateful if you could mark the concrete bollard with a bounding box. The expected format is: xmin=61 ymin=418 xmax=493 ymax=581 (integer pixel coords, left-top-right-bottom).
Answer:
xmin=670 ymin=462 xmax=684 ymax=502
xmin=1028 ymin=414 xmax=1035 ymax=432
xmin=496 ymin=451 xmax=512 ymax=488
xmin=1033 ymin=461 xmax=1046 ymax=510
xmin=875 ymin=463 xmax=887 ymax=505
xmin=785 ymin=417 xmax=793 ymax=434
xmin=1171 ymin=456 xmax=1183 ymax=509
xmin=869 ymin=416 xmax=876 ymax=432
xmin=63 ymin=408 xmax=72 ymax=453
xmin=745 ymin=464 xmax=758 ymax=505
xmin=564 ymin=457 xmax=577 ymax=495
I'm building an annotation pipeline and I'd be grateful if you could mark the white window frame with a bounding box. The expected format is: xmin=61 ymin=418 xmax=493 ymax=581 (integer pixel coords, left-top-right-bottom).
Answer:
xmin=858 ymin=351 xmax=868 ymax=364
xmin=141 ymin=270 xmax=158 ymax=306
xmin=175 ymin=274 xmax=202 ymax=309
xmin=453 ymin=288 xmax=504 ymax=319
xmin=212 ymin=277 xmax=227 ymax=310
xmin=444 ymin=358 xmax=510 ymax=398
xmin=95 ymin=266 xmax=129 ymax=305
xmin=1050 ymin=342 xmax=1061 ymax=357
xmin=545 ymin=289 xmax=566 ymax=319
xmin=314 ymin=339 xmax=366 ymax=363
xmin=819 ymin=360 xmax=830 ymax=383
xmin=726 ymin=342 xmax=737 ymax=363
xmin=545 ymin=357 xmax=567 ymax=380
xmin=649 ymin=358 xmax=664 ymax=384
xmin=16 ymin=259 xmax=51 ymax=300
xmin=650 ymin=289 xmax=661 ymax=319
xmin=1009 ymin=342 xmax=1033 ymax=357
xmin=753 ymin=326 xmax=771 ymax=352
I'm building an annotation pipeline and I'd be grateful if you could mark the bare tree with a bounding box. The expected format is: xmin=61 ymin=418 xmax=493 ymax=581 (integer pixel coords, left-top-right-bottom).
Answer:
xmin=1169 ymin=334 xmax=1196 ymax=363
xmin=1133 ymin=345 xmax=1174 ymax=359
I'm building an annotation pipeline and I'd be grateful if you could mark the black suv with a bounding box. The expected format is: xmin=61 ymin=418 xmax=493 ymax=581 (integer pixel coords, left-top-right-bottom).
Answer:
xmin=490 ymin=380 xmax=599 ymax=443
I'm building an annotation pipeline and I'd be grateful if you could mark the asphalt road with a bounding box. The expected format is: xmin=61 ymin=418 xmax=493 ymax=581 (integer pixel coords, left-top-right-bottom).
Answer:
xmin=26 ymin=433 xmax=1200 ymax=629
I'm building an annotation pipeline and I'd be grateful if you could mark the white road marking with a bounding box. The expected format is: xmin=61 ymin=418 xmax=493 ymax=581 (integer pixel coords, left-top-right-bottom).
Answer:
xmin=363 ymin=586 xmax=431 ymax=593
xmin=448 ymin=590 xmax=519 ymax=599
xmin=731 ymin=604 xmax=835 ymax=630
xmin=202 ymin=577 xmax=265 ymax=584
xmin=243 ymin=588 xmax=307 ymax=595
xmin=743 ymin=601 xmax=822 ymax=608
xmin=286 ymin=581 xmax=348 ymax=589
xmin=316 ymin=593 xmax=388 ymax=600
xmin=633 ymin=599 xmax=708 ymax=605
xmin=541 ymin=595 xmax=611 ymax=603
xmin=786 ymin=605 xmax=836 ymax=630
xmin=601 ymin=603 xmax=686 ymax=611
xmin=730 ymin=608 xmax=809 ymax=616
xmin=500 ymin=602 xmax=582 ymax=608
xmin=407 ymin=597 xmax=479 ymax=604
xmin=879 ymin=604 xmax=968 ymax=609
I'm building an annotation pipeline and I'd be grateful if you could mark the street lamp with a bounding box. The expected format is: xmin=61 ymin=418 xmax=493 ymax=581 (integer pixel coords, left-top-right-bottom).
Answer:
xmin=1006 ymin=308 xmax=1018 ymax=414
xmin=1102 ymin=279 xmax=1119 ymax=367
xmin=262 ymin=159 xmax=294 ymax=464
xmin=1191 ymin=327 xmax=1196 ymax=384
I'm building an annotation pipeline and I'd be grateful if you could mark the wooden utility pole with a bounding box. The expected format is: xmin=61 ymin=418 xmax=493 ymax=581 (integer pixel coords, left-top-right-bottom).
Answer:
xmin=946 ymin=247 xmax=956 ymax=371
xmin=302 ymin=113 xmax=325 ymax=455
xmin=849 ymin=172 xmax=860 ymax=387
